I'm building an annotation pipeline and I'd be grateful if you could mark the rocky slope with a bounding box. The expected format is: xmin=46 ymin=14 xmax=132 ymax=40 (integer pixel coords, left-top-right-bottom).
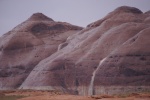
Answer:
xmin=0 ymin=13 xmax=83 ymax=89
xmin=0 ymin=6 xmax=150 ymax=95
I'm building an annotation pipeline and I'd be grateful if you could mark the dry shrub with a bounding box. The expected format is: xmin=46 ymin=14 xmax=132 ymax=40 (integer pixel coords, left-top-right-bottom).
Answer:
xmin=91 ymin=94 xmax=114 ymax=99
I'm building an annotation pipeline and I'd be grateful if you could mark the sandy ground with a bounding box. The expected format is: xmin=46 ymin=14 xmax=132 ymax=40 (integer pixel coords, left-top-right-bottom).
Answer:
xmin=18 ymin=94 xmax=150 ymax=100
xmin=1 ymin=90 xmax=150 ymax=100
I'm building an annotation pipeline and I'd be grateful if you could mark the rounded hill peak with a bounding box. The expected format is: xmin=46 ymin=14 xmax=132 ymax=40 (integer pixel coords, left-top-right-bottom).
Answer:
xmin=28 ymin=12 xmax=54 ymax=21
xmin=114 ymin=6 xmax=143 ymax=14
xmin=145 ymin=10 xmax=150 ymax=14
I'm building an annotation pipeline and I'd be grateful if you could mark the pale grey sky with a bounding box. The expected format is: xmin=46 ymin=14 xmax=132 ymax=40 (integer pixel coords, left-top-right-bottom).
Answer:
xmin=0 ymin=0 xmax=150 ymax=36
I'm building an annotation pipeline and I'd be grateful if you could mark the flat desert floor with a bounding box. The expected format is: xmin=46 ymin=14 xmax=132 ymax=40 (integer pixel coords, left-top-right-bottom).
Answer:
xmin=0 ymin=90 xmax=150 ymax=100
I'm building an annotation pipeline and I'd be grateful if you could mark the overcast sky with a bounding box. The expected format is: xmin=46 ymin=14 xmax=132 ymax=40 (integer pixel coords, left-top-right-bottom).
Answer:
xmin=0 ymin=0 xmax=150 ymax=36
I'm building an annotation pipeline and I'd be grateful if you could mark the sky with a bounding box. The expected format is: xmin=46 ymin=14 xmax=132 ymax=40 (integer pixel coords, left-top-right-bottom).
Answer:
xmin=0 ymin=0 xmax=150 ymax=36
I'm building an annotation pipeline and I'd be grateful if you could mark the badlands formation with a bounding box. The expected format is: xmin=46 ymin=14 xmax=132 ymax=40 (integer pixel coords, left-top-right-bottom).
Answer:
xmin=0 ymin=6 xmax=150 ymax=95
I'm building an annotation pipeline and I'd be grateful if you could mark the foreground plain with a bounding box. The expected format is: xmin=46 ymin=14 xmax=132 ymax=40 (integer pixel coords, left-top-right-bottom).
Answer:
xmin=0 ymin=90 xmax=150 ymax=100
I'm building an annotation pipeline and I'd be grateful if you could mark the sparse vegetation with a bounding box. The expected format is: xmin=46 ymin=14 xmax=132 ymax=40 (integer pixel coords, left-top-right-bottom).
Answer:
xmin=0 ymin=95 xmax=25 ymax=100
xmin=91 ymin=94 xmax=114 ymax=99
xmin=0 ymin=90 xmax=149 ymax=100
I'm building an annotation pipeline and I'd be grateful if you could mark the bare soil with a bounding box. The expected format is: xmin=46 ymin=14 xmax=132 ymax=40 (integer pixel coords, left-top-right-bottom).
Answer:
xmin=0 ymin=90 xmax=150 ymax=100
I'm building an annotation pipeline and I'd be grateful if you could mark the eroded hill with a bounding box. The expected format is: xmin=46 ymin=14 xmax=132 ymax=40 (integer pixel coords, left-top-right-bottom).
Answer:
xmin=0 ymin=6 xmax=150 ymax=95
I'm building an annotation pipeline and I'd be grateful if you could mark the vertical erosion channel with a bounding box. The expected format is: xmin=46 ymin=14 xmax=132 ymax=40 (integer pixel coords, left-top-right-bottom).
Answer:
xmin=88 ymin=58 xmax=107 ymax=95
